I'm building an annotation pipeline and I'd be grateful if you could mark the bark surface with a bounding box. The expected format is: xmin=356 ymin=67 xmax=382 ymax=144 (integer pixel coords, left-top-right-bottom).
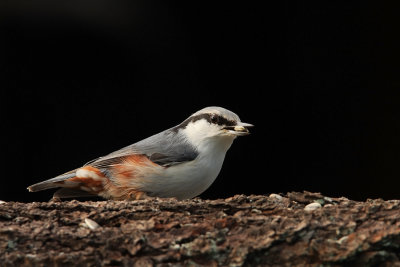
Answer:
xmin=1 ymin=192 xmax=400 ymax=266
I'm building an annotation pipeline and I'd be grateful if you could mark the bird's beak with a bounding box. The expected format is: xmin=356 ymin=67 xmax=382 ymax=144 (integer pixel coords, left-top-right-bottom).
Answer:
xmin=237 ymin=122 xmax=254 ymax=128
xmin=223 ymin=122 xmax=254 ymax=136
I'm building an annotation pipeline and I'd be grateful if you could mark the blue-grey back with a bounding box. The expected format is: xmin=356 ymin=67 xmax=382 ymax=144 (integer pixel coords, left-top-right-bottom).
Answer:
xmin=89 ymin=128 xmax=199 ymax=167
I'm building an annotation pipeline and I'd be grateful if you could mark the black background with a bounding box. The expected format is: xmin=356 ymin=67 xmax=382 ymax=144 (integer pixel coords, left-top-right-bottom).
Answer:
xmin=2 ymin=1 xmax=400 ymax=202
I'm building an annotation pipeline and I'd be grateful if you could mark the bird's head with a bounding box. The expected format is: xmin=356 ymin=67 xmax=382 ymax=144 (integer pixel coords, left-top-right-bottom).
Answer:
xmin=174 ymin=106 xmax=253 ymax=150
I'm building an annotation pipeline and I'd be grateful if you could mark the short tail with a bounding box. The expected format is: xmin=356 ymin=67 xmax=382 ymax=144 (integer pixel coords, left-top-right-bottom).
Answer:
xmin=27 ymin=170 xmax=77 ymax=192
xmin=27 ymin=166 xmax=109 ymax=199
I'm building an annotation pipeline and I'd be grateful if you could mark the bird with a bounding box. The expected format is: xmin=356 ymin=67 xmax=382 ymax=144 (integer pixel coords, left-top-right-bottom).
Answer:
xmin=27 ymin=106 xmax=253 ymax=200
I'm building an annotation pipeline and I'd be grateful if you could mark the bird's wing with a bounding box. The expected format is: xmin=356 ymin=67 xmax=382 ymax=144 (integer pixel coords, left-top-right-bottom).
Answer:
xmin=88 ymin=129 xmax=199 ymax=168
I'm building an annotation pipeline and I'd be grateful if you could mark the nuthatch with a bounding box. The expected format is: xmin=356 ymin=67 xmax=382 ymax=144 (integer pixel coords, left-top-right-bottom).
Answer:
xmin=28 ymin=107 xmax=253 ymax=200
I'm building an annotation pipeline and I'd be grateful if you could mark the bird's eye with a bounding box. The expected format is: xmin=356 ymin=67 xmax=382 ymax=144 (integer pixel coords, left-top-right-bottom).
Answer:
xmin=210 ymin=114 xmax=219 ymax=124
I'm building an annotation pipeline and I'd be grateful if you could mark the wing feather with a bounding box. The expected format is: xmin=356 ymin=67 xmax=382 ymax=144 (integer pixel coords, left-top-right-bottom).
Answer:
xmin=87 ymin=129 xmax=198 ymax=168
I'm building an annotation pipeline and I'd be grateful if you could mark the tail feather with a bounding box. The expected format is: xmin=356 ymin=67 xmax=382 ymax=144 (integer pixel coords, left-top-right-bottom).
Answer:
xmin=27 ymin=171 xmax=77 ymax=192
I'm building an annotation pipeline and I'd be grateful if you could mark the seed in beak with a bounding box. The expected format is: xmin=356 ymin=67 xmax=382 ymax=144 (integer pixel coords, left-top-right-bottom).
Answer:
xmin=234 ymin=126 xmax=247 ymax=132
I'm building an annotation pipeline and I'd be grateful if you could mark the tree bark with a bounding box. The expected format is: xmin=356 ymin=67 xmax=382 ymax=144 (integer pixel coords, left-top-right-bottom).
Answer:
xmin=1 ymin=192 xmax=400 ymax=266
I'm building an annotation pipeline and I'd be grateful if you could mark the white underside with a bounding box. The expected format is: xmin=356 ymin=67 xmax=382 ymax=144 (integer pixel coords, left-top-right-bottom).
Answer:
xmin=152 ymin=149 xmax=228 ymax=199
xmin=138 ymin=130 xmax=235 ymax=199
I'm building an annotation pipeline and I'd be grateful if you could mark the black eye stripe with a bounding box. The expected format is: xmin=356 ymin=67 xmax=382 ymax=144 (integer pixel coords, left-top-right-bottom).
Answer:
xmin=172 ymin=113 xmax=237 ymax=132
xmin=207 ymin=114 xmax=236 ymax=126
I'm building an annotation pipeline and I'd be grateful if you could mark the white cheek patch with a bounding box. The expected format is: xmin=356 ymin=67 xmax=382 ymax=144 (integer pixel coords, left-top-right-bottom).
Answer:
xmin=76 ymin=168 xmax=103 ymax=181
xmin=183 ymin=119 xmax=220 ymax=147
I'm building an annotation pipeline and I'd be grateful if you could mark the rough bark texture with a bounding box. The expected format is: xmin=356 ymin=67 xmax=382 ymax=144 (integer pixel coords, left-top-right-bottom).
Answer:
xmin=1 ymin=192 xmax=400 ymax=266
